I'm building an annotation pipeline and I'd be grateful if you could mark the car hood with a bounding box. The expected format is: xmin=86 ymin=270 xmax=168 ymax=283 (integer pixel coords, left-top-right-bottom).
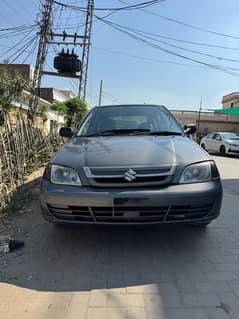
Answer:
xmin=51 ymin=136 xmax=210 ymax=169
xmin=225 ymin=139 xmax=239 ymax=145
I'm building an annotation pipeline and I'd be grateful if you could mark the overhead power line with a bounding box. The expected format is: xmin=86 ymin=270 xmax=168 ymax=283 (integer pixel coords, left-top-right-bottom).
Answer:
xmin=0 ymin=29 xmax=37 ymax=59
xmin=96 ymin=16 xmax=239 ymax=66
xmin=0 ymin=43 xmax=32 ymax=53
xmin=0 ymin=24 xmax=37 ymax=38
xmin=22 ymin=37 xmax=39 ymax=64
xmin=0 ymin=24 xmax=36 ymax=32
xmin=53 ymin=0 xmax=165 ymax=11
xmin=26 ymin=0 xmax=95 ymax=120
xmin=118 ymin=0 xmax=239 ymax=40
xmin=10 ymin=34 xmax=39 ymax=63
xmin=93 ymin=46 xmax=239 ymax=72
xmin=114 ymin=26 xmax=239 ymax=51
xmin=110 ymin=21 xmax=239 ymax=63
xmin=29 ymin=0 xmax=54 ymax=121
xmin=147 ymin=13 xmax=239 ymax=40
xmin=94 ymin=15 xmax=239 ymax=77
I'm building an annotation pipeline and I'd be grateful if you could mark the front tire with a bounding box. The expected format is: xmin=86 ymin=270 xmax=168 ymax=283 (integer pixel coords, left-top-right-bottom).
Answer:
xmin=219 ymin=145 xmax=226 ymax=155
xmin=201 ymin=143 xmax=206 ymax=151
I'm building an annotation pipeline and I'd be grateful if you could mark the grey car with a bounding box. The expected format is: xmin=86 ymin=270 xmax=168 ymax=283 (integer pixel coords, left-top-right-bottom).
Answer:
xmin=40 ymin=104 xmax=222 ymax=227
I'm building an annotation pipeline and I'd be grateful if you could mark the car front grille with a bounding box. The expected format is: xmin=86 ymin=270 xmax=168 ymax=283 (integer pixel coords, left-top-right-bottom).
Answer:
xmin=83 ymin=166 xmax=174 ymax=188
xmin=48 ymin=204 xmax=213 ymax=223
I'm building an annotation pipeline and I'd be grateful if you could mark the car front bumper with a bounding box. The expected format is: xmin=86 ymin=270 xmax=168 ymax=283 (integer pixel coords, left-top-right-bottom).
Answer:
xmin=40 ymin=179 xmax=222 ymax=225
xmin=228 ymin=147 xmax=239 ymax=154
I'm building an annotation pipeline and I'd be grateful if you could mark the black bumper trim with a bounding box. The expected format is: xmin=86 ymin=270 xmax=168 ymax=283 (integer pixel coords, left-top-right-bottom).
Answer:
xmin=43 ymin=202 xmax=219 ymax=225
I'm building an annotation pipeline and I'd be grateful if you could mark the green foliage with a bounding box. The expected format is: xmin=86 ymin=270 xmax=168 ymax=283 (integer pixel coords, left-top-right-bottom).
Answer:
xmin=0 ymin=65 xmax=29 ymax=113
xmin=49 ymin=98 xmax=88 ymax=127
xmin=50 ymin=101 xmax=67 ymax=115
xmin=38 ymin=103 xmax=50 ymax=114
xmin=65 ymin=97 xmax=88 ymax=127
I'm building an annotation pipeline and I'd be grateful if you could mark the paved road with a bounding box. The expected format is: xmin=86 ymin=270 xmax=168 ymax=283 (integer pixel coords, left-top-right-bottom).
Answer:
xmin=1 ymin=155 xmax=239 ymax=319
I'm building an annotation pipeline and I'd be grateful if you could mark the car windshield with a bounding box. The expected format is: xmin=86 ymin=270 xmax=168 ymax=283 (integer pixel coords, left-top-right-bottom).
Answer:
xmin=76 ymin=105 xmax=182 ymax=137
xmin=221 ymin=133 xmax=239 ymax=139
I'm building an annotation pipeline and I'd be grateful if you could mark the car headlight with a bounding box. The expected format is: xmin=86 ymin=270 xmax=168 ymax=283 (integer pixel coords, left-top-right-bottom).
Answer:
xmin=50 ymin=165 xmax=82 ymax=186
xmin=180 ymin=162 xmax=211 ymax=184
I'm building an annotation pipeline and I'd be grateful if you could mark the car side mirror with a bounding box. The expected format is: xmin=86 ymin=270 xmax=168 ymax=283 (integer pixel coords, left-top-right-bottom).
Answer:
xmin=215 ymin=136 xmax=221 ymax=141
xmin=59 ymin=127 xmax=74 ymax=138
xmin=184 ymin=124 xmax=196 ymax=136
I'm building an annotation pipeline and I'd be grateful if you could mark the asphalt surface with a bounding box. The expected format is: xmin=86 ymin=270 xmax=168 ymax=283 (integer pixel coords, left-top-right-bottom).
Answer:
xmin=1 ymin=155 xmax=239 ymax=319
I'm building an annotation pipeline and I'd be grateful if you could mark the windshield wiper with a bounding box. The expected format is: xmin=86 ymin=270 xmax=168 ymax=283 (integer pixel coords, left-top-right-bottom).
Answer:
xmin=84 ymin=129 xmax=150 ymax=137
xmin=82 ymin=129 xmax=182 ymax=137
xmin=148 ymin=131 xmax=182 ymax=136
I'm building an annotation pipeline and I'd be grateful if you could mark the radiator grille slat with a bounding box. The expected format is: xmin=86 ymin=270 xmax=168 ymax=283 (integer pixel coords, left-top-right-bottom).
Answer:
xmin=48 ymin=204 xmax=213 ymax=223
xmin=84 ymin=166 xmax=174 ymax=188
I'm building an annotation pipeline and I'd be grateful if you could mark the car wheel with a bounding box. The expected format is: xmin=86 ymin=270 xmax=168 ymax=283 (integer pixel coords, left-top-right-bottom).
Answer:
xmin=219 ymin=145 xmax=226 ymax=155
xmin=188 ymin=221 xmax=211 ymax=227
xmin=201 ymin=143 xmax=206 ymax=150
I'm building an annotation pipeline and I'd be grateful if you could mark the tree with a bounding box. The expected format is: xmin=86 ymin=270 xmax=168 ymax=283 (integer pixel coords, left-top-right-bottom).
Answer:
xmin=65 ymin=97 xmax=88 ymax=127
xmin=0 ymin=64 xmax=28 ymax=124
xmin=50 ymin=101 xmax=68 ymax=115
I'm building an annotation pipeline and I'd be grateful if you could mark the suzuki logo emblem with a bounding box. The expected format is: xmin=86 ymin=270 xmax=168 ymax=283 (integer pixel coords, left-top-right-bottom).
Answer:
xmin=124 ymin=169 xmax=137 ymax=182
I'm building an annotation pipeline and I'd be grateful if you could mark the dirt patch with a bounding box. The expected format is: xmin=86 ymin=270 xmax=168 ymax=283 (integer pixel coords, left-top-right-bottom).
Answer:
xmin=0 ymin=177 xmax=45 ymax=283
xmin=0 ymin=167 xmax=44 ymax=219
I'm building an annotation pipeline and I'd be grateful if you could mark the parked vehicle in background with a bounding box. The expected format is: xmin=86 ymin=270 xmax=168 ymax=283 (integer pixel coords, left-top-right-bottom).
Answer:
xmin=200 ymin=132 xmax=239 ymax=155
xmin=40 ymin=104 xmax=223 ymax=227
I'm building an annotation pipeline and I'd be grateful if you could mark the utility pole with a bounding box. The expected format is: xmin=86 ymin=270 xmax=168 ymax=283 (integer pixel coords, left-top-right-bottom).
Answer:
xmin=28 ymin=0 xmax=53 ymax=122
xmin=197 ymin=97 xmax=203 ymax=142
xmin=98 ymin=80 xmax=103 ymax=106
xmin=79 ymin=0 xmax=94 ymax=101
xmin=29 ymin=0 xmax=94 ymax=122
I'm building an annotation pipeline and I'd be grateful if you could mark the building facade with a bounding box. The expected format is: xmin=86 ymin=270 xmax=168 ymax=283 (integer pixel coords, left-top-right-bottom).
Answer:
xmin=0 ymin=64 xmax=66 ymax=133
xmin=222 ymin=92 xmax=239 ymax=109
xmin=171 ymin=110 xmax=239 ymax=138
xmin=0 ymin=63 xmax=34 ymax=81
xmin=39 ymin=88 xmax=76 ymax=103
xmin=10 ymin=91 xmax=65 ymax=134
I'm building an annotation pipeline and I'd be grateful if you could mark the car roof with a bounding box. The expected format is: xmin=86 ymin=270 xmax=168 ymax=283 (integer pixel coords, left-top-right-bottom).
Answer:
xmin=93 ymin=104 xmax=167 ymax=109
xmin=213 ymin=132 xmax=235 ymax=134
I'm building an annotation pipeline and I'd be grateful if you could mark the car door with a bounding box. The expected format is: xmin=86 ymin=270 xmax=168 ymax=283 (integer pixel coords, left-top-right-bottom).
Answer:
xmin=211 ymin=133 xmax=221 ymax=152
xmin=204 ymin=133 xmax=214 ymax=151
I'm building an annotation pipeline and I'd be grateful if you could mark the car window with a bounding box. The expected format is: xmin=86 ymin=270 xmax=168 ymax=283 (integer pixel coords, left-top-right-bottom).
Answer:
xmin=221 ymin=133 xmax=239 ymax=139
xmin=78 ymin=111 xmax=93 ymax=135
xmin=207 ymin=133 xmax=214 ymax=139
xmin=214 ymin=134 xmax=221 ymax=140
xmin=76 ymin=105 xmax=182 ymax=136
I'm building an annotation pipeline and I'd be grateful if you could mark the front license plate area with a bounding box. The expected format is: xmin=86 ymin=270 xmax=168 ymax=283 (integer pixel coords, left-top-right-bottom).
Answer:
xmin=113 ymin=197 xmax=148 ymax=206
xmin=122 ymin=211 xmax=140 ymax=218
xmin=113 ymin=198 xmax=148 ymax=218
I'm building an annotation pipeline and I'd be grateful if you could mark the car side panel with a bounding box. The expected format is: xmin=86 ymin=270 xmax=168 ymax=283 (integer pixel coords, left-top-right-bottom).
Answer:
xmin=205 ymin=137 xmax=213 ymax=151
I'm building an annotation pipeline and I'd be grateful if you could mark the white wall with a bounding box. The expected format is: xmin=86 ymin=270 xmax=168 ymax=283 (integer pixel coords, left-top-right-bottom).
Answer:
xmin=44 ymin=111 xmax=65 ymax=134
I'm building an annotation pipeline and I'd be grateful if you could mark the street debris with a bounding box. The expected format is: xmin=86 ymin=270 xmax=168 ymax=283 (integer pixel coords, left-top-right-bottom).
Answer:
xmin=217 ymin=302 xmax=231 ymax=315
xmin=0 ymin=235 xmax=24 ymax=254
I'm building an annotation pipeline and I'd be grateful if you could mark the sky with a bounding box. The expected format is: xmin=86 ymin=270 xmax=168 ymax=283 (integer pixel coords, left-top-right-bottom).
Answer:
xmin=1 ymin=0 xmax=239 ymax=110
